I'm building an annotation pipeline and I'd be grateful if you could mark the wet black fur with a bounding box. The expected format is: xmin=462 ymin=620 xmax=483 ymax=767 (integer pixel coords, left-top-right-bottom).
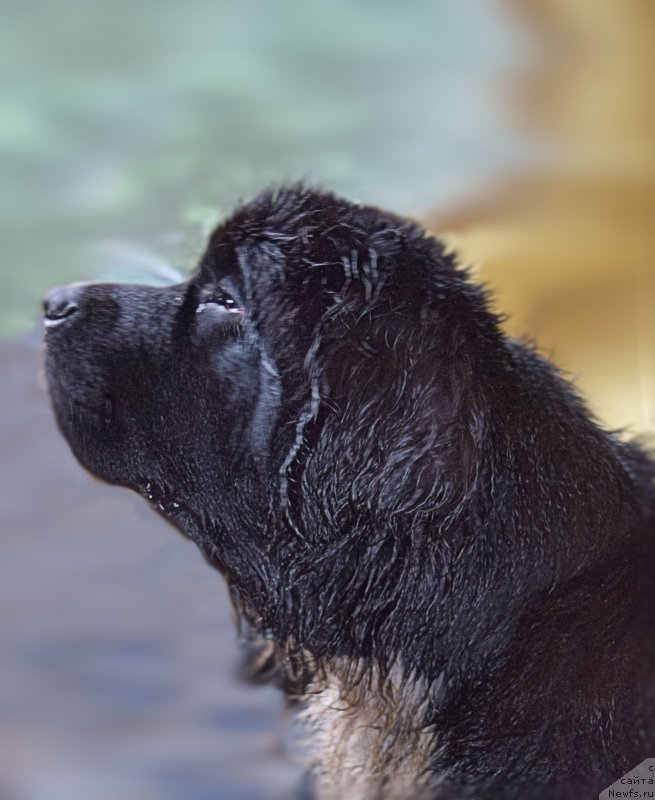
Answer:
xmin=45 ymin=186 xmax=655 ymax=798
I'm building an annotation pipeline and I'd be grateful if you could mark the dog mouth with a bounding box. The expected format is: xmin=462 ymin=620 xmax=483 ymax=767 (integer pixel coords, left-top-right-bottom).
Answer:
xmin=135 ymin=480 xmax=196 ymax=540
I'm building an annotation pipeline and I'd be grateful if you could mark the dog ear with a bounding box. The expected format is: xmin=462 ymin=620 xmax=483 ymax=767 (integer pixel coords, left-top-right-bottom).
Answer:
xmin=272 ymin=236 xmax=495 ymax=536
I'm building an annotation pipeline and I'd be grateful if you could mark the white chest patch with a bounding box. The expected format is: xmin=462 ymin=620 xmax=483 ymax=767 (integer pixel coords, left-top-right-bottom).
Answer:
xmin=295 ymin=660 xmax=442 ymax=800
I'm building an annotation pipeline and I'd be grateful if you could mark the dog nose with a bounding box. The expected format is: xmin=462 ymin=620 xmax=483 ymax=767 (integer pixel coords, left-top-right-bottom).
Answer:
xmin=43 ymin=285 xmax=81 ymax=326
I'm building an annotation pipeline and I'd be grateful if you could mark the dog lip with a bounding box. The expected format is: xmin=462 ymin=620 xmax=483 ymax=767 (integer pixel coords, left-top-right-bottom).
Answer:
xmin=136 ymin=480 xmax=194 ymax=536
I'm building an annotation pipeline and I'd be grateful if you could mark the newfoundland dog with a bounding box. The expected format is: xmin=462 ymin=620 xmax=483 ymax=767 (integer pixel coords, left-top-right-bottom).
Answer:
xmin=43 ymin=186 xmax=655 ymax=799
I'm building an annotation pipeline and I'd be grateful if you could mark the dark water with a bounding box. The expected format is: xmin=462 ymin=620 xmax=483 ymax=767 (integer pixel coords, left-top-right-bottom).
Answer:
xmin=0 ymin=333 xmax=302 ymax=799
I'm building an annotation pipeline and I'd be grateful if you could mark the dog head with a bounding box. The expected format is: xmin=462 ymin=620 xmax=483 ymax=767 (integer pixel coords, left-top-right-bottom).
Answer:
xmin=44 ymin=186 xmax=496 ymax=647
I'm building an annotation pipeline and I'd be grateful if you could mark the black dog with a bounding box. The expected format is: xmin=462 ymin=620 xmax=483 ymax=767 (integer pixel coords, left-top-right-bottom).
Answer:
xmin=44 ymin=186 xmax=655 ymax=799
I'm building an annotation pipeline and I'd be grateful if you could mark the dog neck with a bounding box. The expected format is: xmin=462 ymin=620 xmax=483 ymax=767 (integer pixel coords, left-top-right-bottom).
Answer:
xmin=295 ymin=657 xmax=439 ymax=800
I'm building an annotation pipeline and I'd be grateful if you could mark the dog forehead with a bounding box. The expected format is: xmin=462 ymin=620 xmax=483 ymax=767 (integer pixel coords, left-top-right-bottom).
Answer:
xmin=194 ymin=188 xmax=463 ymax=325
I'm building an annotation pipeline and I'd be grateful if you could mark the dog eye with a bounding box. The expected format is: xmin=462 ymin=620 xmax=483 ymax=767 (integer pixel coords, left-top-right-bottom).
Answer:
xmin=196 ymin=290 xmax=242 ymax=316
xmin=208 ymin=291 xmax=238 ymax=310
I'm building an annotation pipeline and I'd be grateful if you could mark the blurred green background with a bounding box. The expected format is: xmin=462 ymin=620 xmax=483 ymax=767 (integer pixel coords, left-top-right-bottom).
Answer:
xmin=0 ymin=0 xmax=526 ymax=336
xmin=0 ymin=0 xmax=532 ymax=335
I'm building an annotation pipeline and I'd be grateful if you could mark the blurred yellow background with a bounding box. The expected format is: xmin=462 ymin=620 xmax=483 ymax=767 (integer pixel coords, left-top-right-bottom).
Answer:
xmin=437 ymin=0 xmax=654 ymax=436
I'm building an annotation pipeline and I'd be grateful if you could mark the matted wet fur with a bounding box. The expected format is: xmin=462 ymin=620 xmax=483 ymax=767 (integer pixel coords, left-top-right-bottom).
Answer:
xmin=44 ymin=186 xmax=655 ymax=799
